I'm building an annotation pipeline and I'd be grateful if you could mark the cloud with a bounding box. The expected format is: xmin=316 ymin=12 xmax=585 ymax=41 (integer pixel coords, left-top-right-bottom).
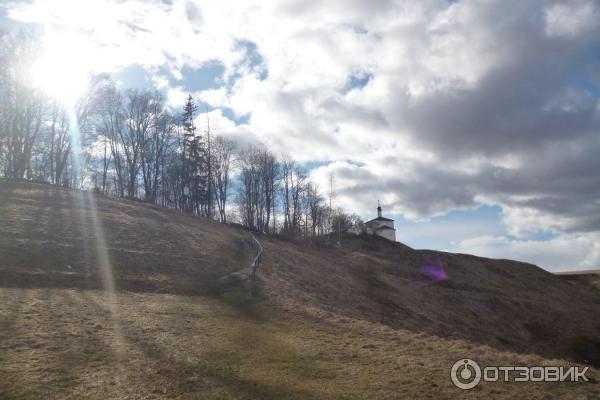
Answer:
xmin=544 ymin=0 xmax=600 ymax=38
xmin=451 ymin=233 xmax=600 ymax=272
xmin=4 ymin=0 xmax=600 ymax=269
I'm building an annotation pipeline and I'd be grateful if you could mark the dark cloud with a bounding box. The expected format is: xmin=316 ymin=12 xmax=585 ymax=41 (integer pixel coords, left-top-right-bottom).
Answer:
xmin=327 ymin=0 xmax=600 ymax=235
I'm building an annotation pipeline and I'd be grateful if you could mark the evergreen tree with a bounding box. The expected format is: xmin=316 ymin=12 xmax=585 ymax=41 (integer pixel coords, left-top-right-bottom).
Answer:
xmin=181 ymin=95 xmax=197 ymax=213
xmin=181 ymin=95 xmax=209 ymax=216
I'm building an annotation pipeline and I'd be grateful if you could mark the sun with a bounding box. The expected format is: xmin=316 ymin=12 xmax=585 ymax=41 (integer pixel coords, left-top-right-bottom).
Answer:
xmin=30 ymin=32 xmax=92 ymax=107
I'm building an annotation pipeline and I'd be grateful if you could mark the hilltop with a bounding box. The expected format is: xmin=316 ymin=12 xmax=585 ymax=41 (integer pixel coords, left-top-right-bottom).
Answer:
xmin=0 ymin=180 xmax=599 ymax=399
xmin=556 ymin=270 xmax=600 ymax=292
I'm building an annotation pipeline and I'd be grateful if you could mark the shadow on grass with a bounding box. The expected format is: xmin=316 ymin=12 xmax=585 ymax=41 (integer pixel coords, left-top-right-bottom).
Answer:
xmin=0 ymin=288 xmax=117 ymax=399
xmin=69 ymin=288 xmax=338 ymax=399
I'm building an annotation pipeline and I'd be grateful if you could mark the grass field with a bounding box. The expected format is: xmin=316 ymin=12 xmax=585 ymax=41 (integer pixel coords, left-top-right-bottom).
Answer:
xmin=1 ymin=287 xmax=598 ymax=399
xmin=1 ymin=181 xmax=599 ymax=399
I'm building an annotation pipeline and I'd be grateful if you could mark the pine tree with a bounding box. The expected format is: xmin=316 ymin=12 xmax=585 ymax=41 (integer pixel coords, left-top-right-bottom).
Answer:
xmin=181 ymin=95 xmax=198 ymax=213
xmin=182 ymin=95 xmax=197 ymax=138
xmin=181 ymin=94 xmax=210 ymax=216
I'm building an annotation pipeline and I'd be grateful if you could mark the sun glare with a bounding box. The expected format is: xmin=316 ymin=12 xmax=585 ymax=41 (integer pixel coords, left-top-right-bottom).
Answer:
xmin=30 ymin=32 xmax=92 ymax=107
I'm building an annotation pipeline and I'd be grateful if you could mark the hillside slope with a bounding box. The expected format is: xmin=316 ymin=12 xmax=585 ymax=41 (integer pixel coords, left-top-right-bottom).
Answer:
xmin=0 ymin=180 xmax=255 ymax=294
xmin=259 ymin=235 xmax=600 ymax=365
xmin=557 ymin=270 xmax=600 ymax=291
xmin=1 ymin=181 xmax=599 ymax=399
xmin=2 ymin=180 xmax=600 ymax=365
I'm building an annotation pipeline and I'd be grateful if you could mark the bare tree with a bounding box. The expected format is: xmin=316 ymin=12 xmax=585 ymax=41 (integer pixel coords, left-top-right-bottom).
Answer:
xmin=47 ymin=103 xmax=71 ymax=185
xmin=139 ymin=93 xmax=173 ymax=202
xmin=120 ymin=90 xmax=157 ymax=197
xmin=212 ymin=136 xmax=235 ymax=223
xmin=281 ymin=160 xmax=306 ymax=233
xmin=0 ymin=30 xmax=11 ymax=170
xmin=236 ymin=145 xmax=278 ymax=232
xmin=95 ymin=82 xmax=126 ymax=196
xmin=97 ymin=134 xmax=112 ymax=194
xmin=0 ymin=30 xmax=49 ymax=181
xmin=259 ymin=148 xmax=278 ymax=233
xmin=205 ymin=115 xmax=214 ymax=218
xmin=304 ymin=183 xmax=323 ymax=238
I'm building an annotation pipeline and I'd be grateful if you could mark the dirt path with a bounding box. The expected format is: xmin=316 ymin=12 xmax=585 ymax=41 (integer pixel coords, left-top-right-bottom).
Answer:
xmin=249 ymin=232 xmax=263 ymax=280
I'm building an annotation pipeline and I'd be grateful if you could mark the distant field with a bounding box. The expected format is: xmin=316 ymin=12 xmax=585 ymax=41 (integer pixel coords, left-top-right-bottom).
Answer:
xmin=555 ymin=269 xmax=600 ymax=275
xmin=1 ymin=287 xmax=598 ymax=400
xmin=555 ymin=269 xmax=600 ymax=291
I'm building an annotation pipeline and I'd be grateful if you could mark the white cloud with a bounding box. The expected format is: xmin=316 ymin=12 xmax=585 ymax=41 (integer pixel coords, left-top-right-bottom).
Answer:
xmin=452 ymin=233 xmax=600 ymax=272
xmin=544 ymin=0 xmax=599 ymax=38
xmin=4 ymin=0 xmax=600 ymax=270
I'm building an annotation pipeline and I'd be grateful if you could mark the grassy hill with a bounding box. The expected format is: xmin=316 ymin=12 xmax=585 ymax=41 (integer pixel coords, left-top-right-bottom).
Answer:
xmin=0 ymin=180 xmax=254 ymax=294
xmin=556 ymin=270 xmax=600 ymax=291
xmin=260 ymin=235 xmax=600 ymax=365
xmin=1 ymin=181 xmax=599 ymax=399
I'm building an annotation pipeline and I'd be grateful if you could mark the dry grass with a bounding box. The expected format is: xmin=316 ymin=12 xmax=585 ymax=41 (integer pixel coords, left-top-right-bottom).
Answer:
xmin=1 ymin=181 xmax=599 ymax=399
xmin=259 ymin=234 xmax=600 ymax=365
xmin=1 ymin=287 xmax=598 ymax=400
xmin=0 ymin=181 xmax=253 ymax=294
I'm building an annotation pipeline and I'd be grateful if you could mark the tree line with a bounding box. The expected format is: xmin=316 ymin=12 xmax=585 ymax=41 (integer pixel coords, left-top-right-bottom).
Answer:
xmin=0 ymin=30 xmax=363 ymax=240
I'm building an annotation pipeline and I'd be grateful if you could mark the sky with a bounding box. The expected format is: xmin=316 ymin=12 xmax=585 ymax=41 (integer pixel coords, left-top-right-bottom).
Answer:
xmin=2 ymin=0 xmax=600 ymax=272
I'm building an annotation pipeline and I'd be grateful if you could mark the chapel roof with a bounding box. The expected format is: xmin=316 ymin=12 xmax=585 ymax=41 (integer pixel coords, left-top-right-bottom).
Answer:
xmin=366 ymin=216 xmax=394 ymax=223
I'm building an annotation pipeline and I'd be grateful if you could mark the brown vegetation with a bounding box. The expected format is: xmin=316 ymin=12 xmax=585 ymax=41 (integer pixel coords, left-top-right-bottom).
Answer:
xmin=260 ymin=233 xmax=600 ymax=367
xmin=1 ymin=181 xmax=599 ymax=399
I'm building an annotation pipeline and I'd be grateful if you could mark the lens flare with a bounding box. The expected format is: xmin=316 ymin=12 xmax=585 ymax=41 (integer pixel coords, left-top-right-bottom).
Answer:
xmin=67 ymin=107 xmax=125 ymax=365
xmin=421 ymin=256 xmax=448 ymax=282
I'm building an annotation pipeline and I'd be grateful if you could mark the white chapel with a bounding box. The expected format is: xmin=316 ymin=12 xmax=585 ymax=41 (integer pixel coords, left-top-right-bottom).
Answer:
xmin=365 ymin=203 xmax=396 ymax=241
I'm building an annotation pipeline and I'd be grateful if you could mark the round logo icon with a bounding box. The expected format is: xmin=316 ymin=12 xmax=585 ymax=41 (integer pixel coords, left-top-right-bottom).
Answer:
xmin=451 ymin=358 xmax=482 ymax=390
